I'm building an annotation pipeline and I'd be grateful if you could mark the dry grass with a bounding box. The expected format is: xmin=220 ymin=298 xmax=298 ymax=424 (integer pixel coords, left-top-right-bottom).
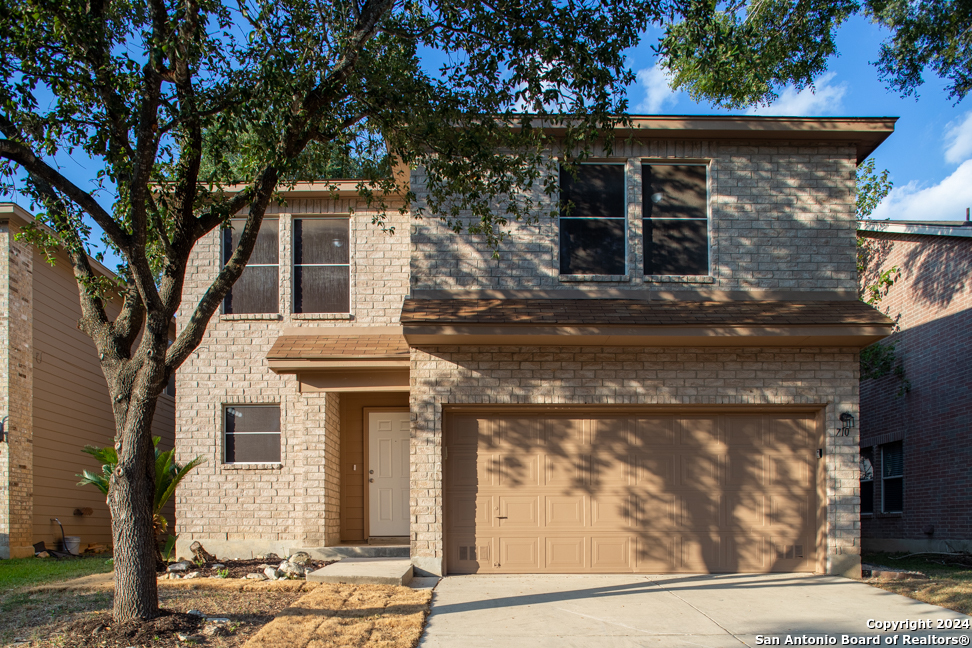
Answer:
xmin=242 ymin=583 xmax=432 ymax=648
xmin=863 ymin=552 xmax=972 ymax=616
xmin=1 ymin=573 xmax=431 ymax=648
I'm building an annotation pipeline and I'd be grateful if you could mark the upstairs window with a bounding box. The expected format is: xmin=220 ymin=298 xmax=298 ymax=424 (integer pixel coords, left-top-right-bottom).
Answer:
xmin=643 ymin=164 xmax=708 ymax=276
xmin=881 ymin=441 xmax=904 ymax=513
xmin=559 ymin=164 xmax=626 ymax=275
xmin=860 ymin=448 xmax=874 ymax=515
xmin=294 ymin=218 xmax=350 ymax=313
xmin=224 ymin=405 xmax=281 ymax=464
xmin=222 ymin=219 xmax=279 ymax=314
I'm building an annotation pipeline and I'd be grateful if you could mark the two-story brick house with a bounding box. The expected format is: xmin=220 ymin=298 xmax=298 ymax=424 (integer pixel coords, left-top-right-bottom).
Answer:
xmin=175 ymin=115 xmax=896 ymax=578
xmin=857 ymin=219 xmax=972 ymax=553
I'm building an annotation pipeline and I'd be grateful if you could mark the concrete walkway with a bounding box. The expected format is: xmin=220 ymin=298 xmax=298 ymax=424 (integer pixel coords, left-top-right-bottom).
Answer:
xmin=419 ymin=573 xmax=972 ymax=648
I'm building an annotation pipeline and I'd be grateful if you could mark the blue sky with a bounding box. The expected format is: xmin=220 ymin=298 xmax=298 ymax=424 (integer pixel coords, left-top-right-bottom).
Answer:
xmin=625 ymin=15 xmax=972 ymax=222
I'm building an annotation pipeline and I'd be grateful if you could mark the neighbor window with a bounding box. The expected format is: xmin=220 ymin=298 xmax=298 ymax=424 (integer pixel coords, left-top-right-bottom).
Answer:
xmin=643 ymin=164 xmax=708 ymax=276
xmin=860 ymin=448 xmax=874 ymax=515
xmin=222 ymin=219 xmax=279 ymax=314
xmin=881 ymin=441 xmax=903 ymax=513
xmin=559 ymin=164 xmax=626 ymax=275
xmin=224 ymin=405 xmax=281 ymax=464
xmin=294 ymin=218 xmax=350 ymax=313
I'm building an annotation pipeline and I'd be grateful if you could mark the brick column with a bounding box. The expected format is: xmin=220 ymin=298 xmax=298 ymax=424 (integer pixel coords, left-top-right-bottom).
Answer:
xmin=0 ymin=215 xmax=34 ymax=559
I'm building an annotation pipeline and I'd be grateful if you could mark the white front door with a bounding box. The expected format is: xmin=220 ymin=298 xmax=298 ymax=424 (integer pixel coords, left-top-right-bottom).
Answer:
xmin=368 ymin=411 xmax=410 ymax=537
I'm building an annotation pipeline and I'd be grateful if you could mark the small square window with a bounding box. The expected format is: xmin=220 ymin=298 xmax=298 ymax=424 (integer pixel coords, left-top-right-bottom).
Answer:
xmin=860 ymin=448 xmax=874 ymax=515
xmin=881 ymin=441 xmax=903 ymax=513
xmin=224 ymin=405 xmax=280 ymax=464
xmin=222 ymin=220 xmax=279 ymax=314
xmin=294 ymin=218 xmax=350 ymax=313
xmin=643 ymin=164 xmax=708 ymax=276
xmin=559 ymin=164 xmax=626 ymax=275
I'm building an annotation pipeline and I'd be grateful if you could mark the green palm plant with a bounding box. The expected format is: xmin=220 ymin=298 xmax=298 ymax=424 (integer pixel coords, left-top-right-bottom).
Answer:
xmin=78 ymin=438 xmax=204 ymax=551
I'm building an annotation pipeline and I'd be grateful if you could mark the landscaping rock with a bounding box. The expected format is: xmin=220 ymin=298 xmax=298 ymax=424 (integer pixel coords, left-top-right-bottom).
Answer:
xmin=211 ymin=563 xmax=225 ymax=570
xmin=280 ymin=561 xmax=306 ymax=577
xmin=289 ymin=551 xmax=311 ymax=565
xmin=187 ymin=610 xmax=205 ymax=617
xmin=168 ymin=560 xmax=192 ymax=572
xmin=184 ymin=571 xmax=200 ymax=579
xmin=245 ymin=572 xmax=267 ymax=580
xmin=256 ymin=552 xmax=280 ymax=562
xmin=264 ymin=566 xmax=280 ymax=579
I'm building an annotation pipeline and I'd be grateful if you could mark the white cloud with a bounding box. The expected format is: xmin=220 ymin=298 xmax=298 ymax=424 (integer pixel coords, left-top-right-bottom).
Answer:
xmin=635 ymin=63 xmax=678 ymax=114
xmin=943 ymin=112 xmax=972 ymax=164
xmin=746 ymin=72 xmax=847 ymax=116
xmin=871 ymin=160 xmax=972 ymax=221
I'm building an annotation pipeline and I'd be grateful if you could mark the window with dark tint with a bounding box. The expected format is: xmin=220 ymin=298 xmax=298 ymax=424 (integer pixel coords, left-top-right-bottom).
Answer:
xmin=294 ymin=218 xmax=350 ymax=313
xmin=224 ymin=405 xmax=280 ymax=463
xmin=882 ymin=441 xmax=903 ymax=513
xmin=860 ymin=448 xmax=874 ymax=515
xmin=560 ymin=164 xmax=625 ymax=275
xmin=222 ymin=220 xmax=279 ymax=314
xmin=643 ymin=164 xmax=708 ymax=276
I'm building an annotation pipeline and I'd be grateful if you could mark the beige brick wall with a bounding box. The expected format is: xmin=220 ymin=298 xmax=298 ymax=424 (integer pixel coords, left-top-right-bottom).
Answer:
xmin=0 ymin=219 xmax=34 ymax=559
xmin=409 ymin=345 xmax=862 ymax=576
xmin=175 ymin=197 xmax=409 ymax=558
xmin=411 ymin=140 xmax=858 ymax=292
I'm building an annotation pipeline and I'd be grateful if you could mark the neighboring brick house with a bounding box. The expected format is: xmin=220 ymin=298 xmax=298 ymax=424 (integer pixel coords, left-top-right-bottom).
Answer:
xmin=0 ymin=203 xmax=175 ymax=559
xmin=857 ymin=219 xmax=972 ymax=553
xmin=175 ymin=116 xmax=896 ymax=578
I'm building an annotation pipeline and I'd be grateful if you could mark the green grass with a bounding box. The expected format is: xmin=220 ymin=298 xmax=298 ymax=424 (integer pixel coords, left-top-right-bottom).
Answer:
xmin=0 ymin=556 xmax=113 ymax=595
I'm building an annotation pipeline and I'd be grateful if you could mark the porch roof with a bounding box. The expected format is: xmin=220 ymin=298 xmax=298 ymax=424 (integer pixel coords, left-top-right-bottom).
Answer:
xmin=267 ymin=330 xmax=409 ymax=374
xmin=400 ymin=298 xmax=894 ymax=347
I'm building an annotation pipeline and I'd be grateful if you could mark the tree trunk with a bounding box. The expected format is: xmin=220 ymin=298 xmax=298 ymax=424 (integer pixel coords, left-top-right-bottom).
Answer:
xmin=109 ymin=412 xmax=160 ymax=621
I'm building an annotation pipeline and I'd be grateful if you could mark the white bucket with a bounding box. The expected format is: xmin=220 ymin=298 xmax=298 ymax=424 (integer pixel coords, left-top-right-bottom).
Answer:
xmin=63 ymin=536 xmax=81 ymax=555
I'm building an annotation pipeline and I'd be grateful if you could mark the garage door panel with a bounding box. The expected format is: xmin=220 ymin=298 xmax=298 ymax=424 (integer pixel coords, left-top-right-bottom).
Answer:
xmin=632 ymin=417 xmax=675 ymax=448
xmin=545 ymin=537 xmax=586 ymax=570
xmin=498 ymin=417 xmax=541 ymax=449
xmin=678 ymin=416 xmax=722 ymax=450
xmin=591 ymin=417 xmax=630 ymax=448
xmin=592 ymin=537 xmax=631 ymax=570
xmin=450 ymin=494 xmax=494 ymax=530
xmin=544 ymin=417 xmax=587 ymax=447
xmin=591 ymin=453 xmax=629 ymax=486
xmin=450 ymin=415 xmax=493 ymax=448
xmin=498 ymin=453 xmax=540 ymax=487
xmin=635 ymin=453 xmax=675 ymax=487
xmin=499 ymin=537 xmax=540 ymax=570
xmin=448 ymin=448 xmax=494 ymax=488
xmin=727 ymin=453 xmax=766 ymax=487
xmin=591 ymin=495 xmax=633 ymax=529
xmin=726 ymin=416 xmax=765 ymax=447
xmin=545 ymin=454 xmax=588 ymax=488
xmin=546 ymin=495 xmax=586 ymax=527
xmin=499 ymin=496 xmax=539 ymax=527
xmin=446 ymin=410 xmax=818 ymax=575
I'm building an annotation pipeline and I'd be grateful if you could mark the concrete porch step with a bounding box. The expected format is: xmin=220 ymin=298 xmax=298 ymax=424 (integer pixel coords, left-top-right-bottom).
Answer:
xmin=291 ymin=545 xmax=409 ymax=560
xmin=306 ymin=558 xmax=413 ymax=586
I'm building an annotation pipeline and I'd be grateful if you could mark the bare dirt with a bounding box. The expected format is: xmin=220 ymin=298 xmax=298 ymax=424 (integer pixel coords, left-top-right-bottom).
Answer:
xmin=179 ymin=557 xmax=335 ymax=580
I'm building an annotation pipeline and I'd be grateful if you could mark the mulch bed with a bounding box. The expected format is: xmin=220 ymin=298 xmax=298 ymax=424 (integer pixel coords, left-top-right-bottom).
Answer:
xmin=183 ymin=557 xmax=335 ymax=579
xmin=59 ymin=610 xmax=202 ymax=648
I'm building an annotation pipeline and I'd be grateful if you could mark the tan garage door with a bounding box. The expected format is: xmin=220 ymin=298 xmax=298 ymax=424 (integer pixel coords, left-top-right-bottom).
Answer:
xmin=446 ymin=410 xmax=820 ymax=574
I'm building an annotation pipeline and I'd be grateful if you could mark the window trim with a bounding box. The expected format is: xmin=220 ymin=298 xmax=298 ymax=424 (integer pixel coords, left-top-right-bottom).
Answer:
xmin=558 ymin=161 xmax=629 ymax=278
xmin=222 ymin=403 xmax=282 ymax=466
xmin=221 ymin=217 xmax=281 ymax=315
xmin=881 ymin=441 xmax=904 ymax=514
xmin=641 ymin=160 xmax=712 ymax=279
xmin=291 ymin=215 xmax=353 ymax=315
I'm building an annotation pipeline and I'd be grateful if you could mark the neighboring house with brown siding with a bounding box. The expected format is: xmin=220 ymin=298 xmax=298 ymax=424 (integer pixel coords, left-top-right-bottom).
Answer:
xmin=0 ymin=203 xmax=175 ymax=559
xmin=174 ymin=116 xmax=896 ymax=579
xmin=857 ymin=219 xmax=972 ymax=553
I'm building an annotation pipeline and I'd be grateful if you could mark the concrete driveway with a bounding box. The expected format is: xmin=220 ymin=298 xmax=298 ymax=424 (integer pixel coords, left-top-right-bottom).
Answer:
xmin=419 ymin=573 xmax=972 ymax=648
